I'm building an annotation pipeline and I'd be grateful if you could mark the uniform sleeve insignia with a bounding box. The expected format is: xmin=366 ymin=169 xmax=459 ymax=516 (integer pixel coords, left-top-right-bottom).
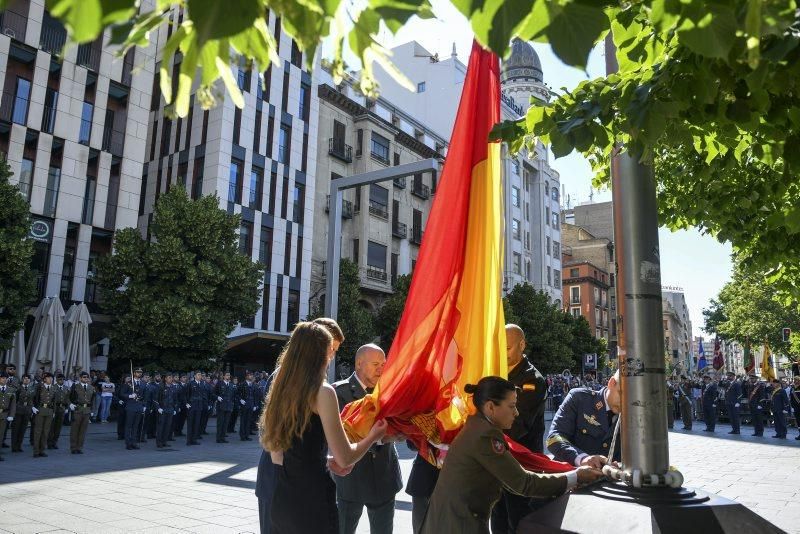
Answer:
xmin=595 ymin=401 xmax=603 ymax=410
xmin=583 ymin=414 xmax=601 ymax=426
xmin=491 ymin=438 xmax=506 ymax=455
xmin=522 ymin=384 xmax=536 ymax=391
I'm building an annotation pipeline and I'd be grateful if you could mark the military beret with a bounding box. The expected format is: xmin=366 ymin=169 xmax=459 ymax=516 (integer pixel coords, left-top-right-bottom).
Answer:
xmin=79 ymin=371 xmax=89 ymax=377
xmin=56 ymin=374 xmax=65 ymax=379
xmin=0 ymin=372 xmax=7 ymax=378
xmin=134 ymin=367 xmax=143 ymax=372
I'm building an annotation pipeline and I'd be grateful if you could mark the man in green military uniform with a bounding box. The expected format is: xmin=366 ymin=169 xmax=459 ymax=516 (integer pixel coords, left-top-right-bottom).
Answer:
xmin=70 ymin=371 xmax=95 ymax=454
xmin=47 ymin=374 xmax=70 ymax=449
xmin=11 ymin=374 xmax=33 ymax=452
xmin=31 ymin=372 xmax=56 ymax=458
xmin=0 ymin=373 xmax=16 ymax=461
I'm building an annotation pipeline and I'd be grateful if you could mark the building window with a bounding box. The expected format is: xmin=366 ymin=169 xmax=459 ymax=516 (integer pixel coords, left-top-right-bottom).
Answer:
xmin=266 ymin=114 xmax=275 ymax=157
xmin=12 ymin=77 xmax=31 ymax=125
xmin=570 ymin=267 xmax=579 ymax=278
xmin=232 ymin=107 xmax=242 ymax=145
xmin=191 ymin=157 xmax=204 ymax=199
xmin=511 ymin=186 xmax=520 ymax=207
xmin=512 ymin=160 xmax=520 ymax=175
xmin=551 ymin=187 xmax=559 ymax=201
xmin=239 ymin=221 xmax=253 ymax=256
xmin=274 ymin=285 xmax=283 ymax=331
xmin=293 ymin=183 xmax=304 ymax=224
xmin=512 ymin=219 xmax=520 ymax=240
xmin=44 ymin=166 xmax=61 ymax=218
xmin=546 ymin=236 xmax=551 ymax=256
xmin=79 ymin=101 xmax=94 ymax=145
xmin=228 ymin=159 xmax=243 ymax=203
xmin=367 ymin=241 xmax=387 ymax=272
xmin=259 ymin=226 xmax=273 ymax=270
xmin=278 ymin=123 xmax=291 ymax=164
xmin=288 ymin=289 xmax=300 ymax=328
xmin=417 ymin=81 xmax=426 ymax=93
xmin=525 ymin=259 xmax=531 ymax=281
xmin=553 ymin=269 xmax=561 ymax=289
xmin=571 ymin=307 xmax=581 ymax=318
xmin=552 ymin=212 xmax=560 ymax=228
xmin=253 ymin=109 xmax=262 ymax=153
xmin=370 ymin=132 xmax=390 ymax=164
xmin=81 ymin=175 xmax=97 ymax=224
xmin=299 ymin=83 xmax=310 ymax=122
xmin=249 ymin=166 xmax=264 ymax=210
xmin=553 ymin=241 xmax=560 ymax=256
xmin=663 ymin=320 xmax=669 ymax=331
xmin=545 ymin=206 xmax=550 ymax=226
xmin=353 ymin=238 xmax=359 ymax=264
xmin=596 ymin=327 xmax=602 ymax=338
xmin=570 ymin=286 xmax=580 ymax=304
xmin=513 ymin=253 xmax=521 ymax=274
xmin=547 ymin=266 xmax=551 ymax=286
xmin=595 ymin=307 xmax=601 ymax=325
xmin=290 ymin=40 xmax=303 ymax=67
xmin=41 ymin=88 xmax=58 ymax=133
xmin=18 ymin=158 xmax=33 ymax=202
xmin=594 ymin=286 xmax=600 ymax=304
xmin=369 ymin=184 xmax=389 ymax=219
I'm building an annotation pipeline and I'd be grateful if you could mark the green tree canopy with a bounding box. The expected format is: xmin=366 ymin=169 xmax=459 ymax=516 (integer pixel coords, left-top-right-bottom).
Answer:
xmin=704 ymin=263 xmax=800 ymax=361
xmin=0 ymin=159 xmax=35 ymax=349
xmin=375 ymin=274 xmax=411 ymax=353
xmin=96 ymin=187 xmax=263 ymax=370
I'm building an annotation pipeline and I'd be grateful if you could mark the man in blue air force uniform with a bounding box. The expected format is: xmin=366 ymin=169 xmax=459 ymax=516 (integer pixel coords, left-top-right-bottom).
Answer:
xmin=547 ymin=370 xmax=622 ymax=468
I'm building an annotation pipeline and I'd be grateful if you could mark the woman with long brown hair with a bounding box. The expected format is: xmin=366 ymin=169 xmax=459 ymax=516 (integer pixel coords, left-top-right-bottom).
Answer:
xmin=260 ymin=321 xmax=387 ymax=533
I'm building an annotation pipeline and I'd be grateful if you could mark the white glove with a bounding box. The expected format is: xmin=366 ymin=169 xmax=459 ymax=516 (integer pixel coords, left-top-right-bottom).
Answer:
xmin=734 ymin=403 xmax=740 ymax=408
xmin=118 ymin=400 xmax=124 ymax=405
xmin=64 ymin=409 xmax=69 ymax=415
xmin=217 ymin=396 xmax=223 ymax=402
xmin=6 ymin=416 xmax=12 ymax=422
xmin=129 ymin=394 xmax=136 ymax=399
xmin=69 ymin=403 xmax=76 ymax=411
xmin=239 ymin=399 xmax=246 ymax=405
xmin=186 ymin=403 xmax=191 ymax=409
xmin=32 ymin=407 xmax=39 ymax=415
xmin=91 ymin=413 xmax=95 ymax=418
xmin=142 ymin=407 xmax=146 ymax=413
xmin=784 ymin=410 xmax=789 ymax=414
xmin=173 ymin=411 xmax=176 ymax=415
xmin=252 ymin=406 xmax=257 ymax=411
xmin=158 ymin=408 xmax=163 ymax=414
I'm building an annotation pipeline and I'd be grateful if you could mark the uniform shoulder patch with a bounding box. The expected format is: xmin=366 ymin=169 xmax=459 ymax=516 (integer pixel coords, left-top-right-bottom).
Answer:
xmin=491 ymin=438 xmax=506 ymax=455
xmin=595 ymin=400 xmax=603 ymax=410
xmin=522 ymin=384 xmax=536 ymax=391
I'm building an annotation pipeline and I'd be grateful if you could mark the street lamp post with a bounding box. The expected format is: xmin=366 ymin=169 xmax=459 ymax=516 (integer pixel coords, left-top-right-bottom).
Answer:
xmin=323 ymin=158 xmax=439 ymax=382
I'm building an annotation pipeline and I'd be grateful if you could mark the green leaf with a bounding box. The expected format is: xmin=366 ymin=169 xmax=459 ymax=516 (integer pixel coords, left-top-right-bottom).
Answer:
xmin=745 ymin=0 xmax=762 ymax=68
xmin=188 ymin=0 xmax=263 ymax=45
xmin=545 ymin=3 xmax=609 ymax=69
xmin=47 ymin=0 xmax=103 ymax=42
xmin=677 ymin=4 xmax=737 ymax=59
xmin=371 ymin=0 xmax=434 ymax=34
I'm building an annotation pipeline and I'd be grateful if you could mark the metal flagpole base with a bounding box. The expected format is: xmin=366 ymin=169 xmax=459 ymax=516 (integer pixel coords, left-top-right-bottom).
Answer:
xmin=518 ymin=481 xmax=786 ymax=534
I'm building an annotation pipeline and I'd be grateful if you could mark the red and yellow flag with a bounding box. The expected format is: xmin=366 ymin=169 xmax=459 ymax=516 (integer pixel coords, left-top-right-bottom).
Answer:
xmin=761 ymin=341 xmax=777 ymax=381
xmin=342 ymin=42 xmax=570 ymax=473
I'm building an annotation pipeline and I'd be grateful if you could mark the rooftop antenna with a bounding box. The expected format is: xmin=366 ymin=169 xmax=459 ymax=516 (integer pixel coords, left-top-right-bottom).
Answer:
xmin=452 ymin=42 xmax=457 ymax=59
xmin=589 ymin=187 xmax=594 ymax=203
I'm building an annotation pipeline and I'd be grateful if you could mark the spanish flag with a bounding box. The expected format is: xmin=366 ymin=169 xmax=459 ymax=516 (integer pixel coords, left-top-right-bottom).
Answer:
xmin=761 ymin=341 xmax=777 ymax=381
xmin=342 ymin=41 xmax=570 ymax=473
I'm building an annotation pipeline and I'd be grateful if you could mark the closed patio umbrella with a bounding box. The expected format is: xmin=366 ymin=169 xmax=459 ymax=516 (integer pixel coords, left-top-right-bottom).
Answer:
xmin=1 ymin=328 xmax=26 ymax=370
xmin=64 ymin=303 xmax=92 ymax=375
xmin=25 ymin=297 xmax=65 ymax=375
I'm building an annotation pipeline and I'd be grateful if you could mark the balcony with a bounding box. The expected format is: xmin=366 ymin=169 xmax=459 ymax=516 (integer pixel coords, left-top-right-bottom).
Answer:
xmin=393 ymin=177 xmax=406 ymax=189
xmin=392 ymin=221 xmax=407 ymax=239
xmin=325 ymin=195 xmax=354 ymax=219
xmin=366 ymin=266 xmax=388 ymax=282
xmin=411 ymin=182 xmax=430 ymax=200
xmin=368 ymin=200 xmax=388 ymax=219
xmin=370 ymin=150 xmax=390 ymax=165
xmin=0 ymin=9 xmax=27 ymax=42
xmin=411 ymin=227 xmax=424 ymax=245
xmin=77 ymin=42 xmax=100 ymax=71
xmin=39 ymin=15 xmax=66 ymax=55
xmin=102 ymin=128 xmax=125 ymax=156
xmin=328 ymin=138 xmax=352 ymax=163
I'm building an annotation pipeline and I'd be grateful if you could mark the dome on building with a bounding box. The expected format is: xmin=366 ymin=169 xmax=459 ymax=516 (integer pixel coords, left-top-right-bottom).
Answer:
xmin=501 ymin=39 xmax=543 ymax=83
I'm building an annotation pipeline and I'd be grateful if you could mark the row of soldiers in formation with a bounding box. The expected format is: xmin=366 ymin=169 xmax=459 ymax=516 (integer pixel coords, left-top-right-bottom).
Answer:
xmin=0 ymin=366 xmax=268 ymax=458
xmin=116 ymin=368 xmax=263 ymax=450
xmin=666 ymin=372 xmax=800 ymax=439
xmin=0 ymin=370 xmax=95 ymax=458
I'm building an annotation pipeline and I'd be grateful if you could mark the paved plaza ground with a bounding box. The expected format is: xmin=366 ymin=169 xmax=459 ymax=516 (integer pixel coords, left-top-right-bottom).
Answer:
xmin=1 ymin=416 xmax=798 ymax=534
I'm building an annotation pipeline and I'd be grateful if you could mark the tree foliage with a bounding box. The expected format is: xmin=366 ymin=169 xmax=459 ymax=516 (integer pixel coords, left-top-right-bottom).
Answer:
xmin=96 ymin=188 xmax=263 ymax=370
xmin=0 ymin=159 xmax=35 ymax=349
xmin=375 ymin=274 xmax=411 ymax=353
xmin=703 ymin=263 xmax=799 ymax=361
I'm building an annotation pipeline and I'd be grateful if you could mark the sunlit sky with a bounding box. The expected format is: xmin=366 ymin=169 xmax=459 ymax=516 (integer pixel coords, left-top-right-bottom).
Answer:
xmin=322 ymin=0 xmax=734 ymax=336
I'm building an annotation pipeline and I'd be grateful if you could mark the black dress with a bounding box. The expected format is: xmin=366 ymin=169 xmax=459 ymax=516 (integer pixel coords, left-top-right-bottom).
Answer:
xmin=270 ymin=413 xmax=338 ymax=533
